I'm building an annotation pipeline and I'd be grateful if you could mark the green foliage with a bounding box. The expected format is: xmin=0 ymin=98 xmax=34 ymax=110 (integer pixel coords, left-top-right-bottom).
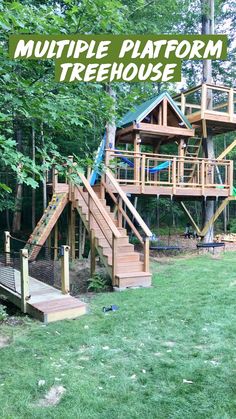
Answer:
xmin=0 ymin=304 xmax=8 ymax=321
xmin=228 ymin=219 xmax=236 ymax=233
xmin=87 ymin=273 xmax=109 ymax=292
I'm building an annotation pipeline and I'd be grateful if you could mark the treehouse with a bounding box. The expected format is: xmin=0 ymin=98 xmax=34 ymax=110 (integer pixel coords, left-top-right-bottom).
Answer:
xmin=104 ymin=87 xmax=234 ymax=199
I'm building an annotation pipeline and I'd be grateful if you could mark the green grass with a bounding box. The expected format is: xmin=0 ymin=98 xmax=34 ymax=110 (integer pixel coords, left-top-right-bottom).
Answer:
xmin=1 ymin=252 xmax=236 ymax=418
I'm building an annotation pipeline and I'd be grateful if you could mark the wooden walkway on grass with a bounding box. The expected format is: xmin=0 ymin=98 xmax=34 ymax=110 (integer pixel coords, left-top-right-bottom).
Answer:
xmin=0 ymin=269 xmax=87 ymax=323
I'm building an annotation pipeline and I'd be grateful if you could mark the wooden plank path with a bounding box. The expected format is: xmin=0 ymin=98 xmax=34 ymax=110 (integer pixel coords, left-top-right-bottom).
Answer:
xmin=0 ymin=269 xmax=87 ymax=323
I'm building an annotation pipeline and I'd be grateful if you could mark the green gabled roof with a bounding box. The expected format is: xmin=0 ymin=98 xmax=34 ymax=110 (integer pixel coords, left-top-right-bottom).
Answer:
xmin=118 ymin=91 xmax=192 ymax=130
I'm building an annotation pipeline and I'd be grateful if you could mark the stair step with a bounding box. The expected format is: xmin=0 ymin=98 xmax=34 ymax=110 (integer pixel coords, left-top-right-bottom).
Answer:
xmin=106 ymin=253 xmax=141 ymax=264
xmin=115 ymin=272 xmax=152 ymax=288
xmin=116 ymin=261 xmax=144 ymax=274
xmin=102 ymin=244 xmax=134 ymax=255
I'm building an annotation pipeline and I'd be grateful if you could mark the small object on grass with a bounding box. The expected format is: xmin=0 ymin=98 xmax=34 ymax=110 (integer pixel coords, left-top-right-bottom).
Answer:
xmin=102 ymin=305 xmax=119 ymax=313
xmin=183 ymin=379 xmax=193 ymax=384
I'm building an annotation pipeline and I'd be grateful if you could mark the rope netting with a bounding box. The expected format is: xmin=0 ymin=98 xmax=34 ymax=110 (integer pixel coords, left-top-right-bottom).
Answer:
xmin=0 ymin=251 xmax=21 ymax=294
xmin=10 ymin=236 xmax=62 ymax=290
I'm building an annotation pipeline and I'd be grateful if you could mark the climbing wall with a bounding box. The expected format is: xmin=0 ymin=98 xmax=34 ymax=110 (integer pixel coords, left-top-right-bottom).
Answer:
xmin=25 ymin=193 xmax=68 ymax=261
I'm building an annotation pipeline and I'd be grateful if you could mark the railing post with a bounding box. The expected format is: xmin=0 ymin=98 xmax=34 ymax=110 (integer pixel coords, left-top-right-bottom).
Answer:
xmin=100 ymin=173 xmax=105 ymax=200
xmin=68 ymin=155 xmax=74 ymax=200
xmin=90 ymin=229 xmax=96 ymax=277
xmin=117 ymin=196 xmax=123 ymax=227
xmin=61 ymin=245 xmax=70 ymax=294
xmin=52 ymin=165 xmax=58 ymax=193
xmin=112 ymin=234 xmax=118 ymax=286
xmin=4 ymin=231 xmax=10 ymax=265
xmin=20 ymin=249 xmax=29 ymax=313
xmin=201 ymin=83 xmax=207 ymax=118
xmin=144 ymin=237 xmax=150 ymax=272
xmin=172 ymin=158 xmax=177 ymax=195
xmin=229 ymin=160 xmax=234 ymax=196
xmin=141 ymin=154 xmax=146 ymax=192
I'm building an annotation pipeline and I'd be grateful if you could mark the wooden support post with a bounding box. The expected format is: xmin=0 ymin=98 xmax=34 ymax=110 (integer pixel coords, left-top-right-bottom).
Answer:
xmin=78 ymin=217 xmax=83 ymax=259
xmin=201 ymin=84 xmax=207 ymax=119
xmin=52 ymin=166 xmax=58 ymax=193
xmin=181 ymin=93 xmax=186 ymax=114
xmin=100 ymin=174 xmax=105 ymax=200
xmin=90 ymin=230 xmax=96 ymax=277
xmin=4 ymin=231 xmax=10 ymax=265
xmin=112 ymin=234 xmax=118 ymax=286
xmin=217 ymin=139 xmax=236 ymax=160
xmin=163 ymin=97 xmax=167 ymax=126
xmin=144 ymin=237 xmax=149 ymax=272
xmin=61 ymin=245 xmax=70 ymax=294
xmin=158 ymin=104 xmax=162 ymax=125
xmin=54 ymin=222 xmax=58 ymax=260
xmin=201 ymin=160 xmax=205 ymax=196
xmin=70 ymin=207 xmax=76 ymax=260
xmin=178 ymin=139 xmax=185 ymax=182
xmin=200 ymin=198 xmax=231 ymax=237
xmin=134 ymin=132 xmax=141 ymax=185
xmin=20 ymin=249 xmax=29 ymax=313
xmin=180 ymin=202 xmax=201 ymax=235
xmin=87 ymin=166 xmax=91 ymax=181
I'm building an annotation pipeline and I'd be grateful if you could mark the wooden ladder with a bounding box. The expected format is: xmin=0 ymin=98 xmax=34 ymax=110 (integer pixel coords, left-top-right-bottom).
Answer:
xmin=184 ymin=137 xmax=202 ymax=183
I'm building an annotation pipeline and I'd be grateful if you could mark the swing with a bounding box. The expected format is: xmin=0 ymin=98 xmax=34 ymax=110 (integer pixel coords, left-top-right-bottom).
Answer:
xmin=150 ymin=197 xmax=182 ymax=252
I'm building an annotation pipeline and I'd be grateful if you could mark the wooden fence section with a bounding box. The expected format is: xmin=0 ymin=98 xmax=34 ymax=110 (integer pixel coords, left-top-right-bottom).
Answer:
xmin=105 ymin=149 xmax=233 ymax=197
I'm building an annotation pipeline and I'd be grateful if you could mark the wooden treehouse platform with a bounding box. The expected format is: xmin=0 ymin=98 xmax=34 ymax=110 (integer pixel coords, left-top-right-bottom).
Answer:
xmin=174 ymin=84 xmax=236 ymax=136
xmin=0 ymin=271 xmax=87 ymax=323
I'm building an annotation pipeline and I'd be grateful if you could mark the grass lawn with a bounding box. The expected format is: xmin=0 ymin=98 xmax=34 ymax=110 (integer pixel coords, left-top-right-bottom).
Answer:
xmin=0 ymin=252 xmax=236 ymax=418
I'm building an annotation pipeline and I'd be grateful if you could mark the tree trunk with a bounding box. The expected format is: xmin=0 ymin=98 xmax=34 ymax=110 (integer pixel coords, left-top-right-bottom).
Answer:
xmin=41 ymin=123 xmax=47 ymax=210
xmin=105 ymin=84 xmax=116 ymax=149
xmin=32 ymin=125 xmax=36 ymax=230
xmin=12 ymin=125 xmax=23 ymax=233
xmin=201 ymin=0 xmax=215 ymax=243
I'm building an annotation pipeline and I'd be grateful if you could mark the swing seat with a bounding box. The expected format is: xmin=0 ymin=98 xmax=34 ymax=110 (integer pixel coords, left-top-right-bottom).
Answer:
xmin=150 ymin=245 xmax=181 ymax=251
xmin=196 ymin=242 xmax=225 ymax=253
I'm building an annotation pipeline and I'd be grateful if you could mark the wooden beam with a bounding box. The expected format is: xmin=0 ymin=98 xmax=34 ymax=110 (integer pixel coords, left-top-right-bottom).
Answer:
xmin=180 ymin=202 xmax=201 ymax=235
xmin=90 ymin=230 xmax=96 ymax=277
xmin=20 ymin=249 xmax=29 ymax=313
xmin=217 ymin=139 xmax=236 ymax=160
xmin=200 ymin=197 xmax=232 ymax=237
xmin=138 ymin=123 xmax=194 ymax=138
xmin=163 ymin=98 xmax=167 ymax=126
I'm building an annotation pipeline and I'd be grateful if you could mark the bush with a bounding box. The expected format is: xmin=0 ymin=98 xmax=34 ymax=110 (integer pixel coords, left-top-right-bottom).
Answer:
xmin=0 ymin=304 xmax=8 ymax=322
xmin=228 ymin=219 xmax=236 ymax=233
xmin=87 ymin=274 xmax=109 ymax=293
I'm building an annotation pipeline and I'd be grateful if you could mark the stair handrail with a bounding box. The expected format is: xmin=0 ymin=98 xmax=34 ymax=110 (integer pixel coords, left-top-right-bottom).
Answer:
xmin=75 ymin=171 xmax=121 ymax=240
xmin=105 ymin=169 xmax=152 ymax=238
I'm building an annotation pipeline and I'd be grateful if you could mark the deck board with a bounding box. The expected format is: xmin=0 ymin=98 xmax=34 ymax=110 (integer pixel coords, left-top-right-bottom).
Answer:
xmin=0 ymin=269 xmax=86 ymax=323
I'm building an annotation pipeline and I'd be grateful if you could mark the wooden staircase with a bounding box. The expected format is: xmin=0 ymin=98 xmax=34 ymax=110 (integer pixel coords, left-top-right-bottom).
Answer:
xmin=184 ymin=137 xmax=202 ymax=183
xmin=74 ymin=171 xmax=152 ymax=289
xmin=25 ymin=193 xmax=68 ymax=261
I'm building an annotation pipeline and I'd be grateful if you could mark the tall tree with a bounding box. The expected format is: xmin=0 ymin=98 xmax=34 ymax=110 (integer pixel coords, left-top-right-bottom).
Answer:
xmin=201 ymin=0 xmax=215 ymax=242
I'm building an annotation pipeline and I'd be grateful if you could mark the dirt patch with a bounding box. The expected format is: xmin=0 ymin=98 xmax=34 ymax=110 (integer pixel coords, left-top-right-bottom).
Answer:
xmin=69 ymin=259 xmax=111 ymax=295
xmin=34 ymin=385 xmax=66 ymax=407
xmin=0 ymin=335 xmax=10 ymax=349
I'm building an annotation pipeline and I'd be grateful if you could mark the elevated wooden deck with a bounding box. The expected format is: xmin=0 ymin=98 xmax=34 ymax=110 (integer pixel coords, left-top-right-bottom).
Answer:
xmin=103 ymin=149 xmax=233 ymax=199
xmin=0 ymin=270 xmax=87 ymax=323
xmin=174 ymin=84 xmax=236 ymax=135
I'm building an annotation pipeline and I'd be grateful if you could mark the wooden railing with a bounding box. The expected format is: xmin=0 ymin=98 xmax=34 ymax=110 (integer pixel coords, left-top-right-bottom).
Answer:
xmin=101 ymin=169 xmax=152 ymax=272
xmin=174 ymin=83 xmax=236 ymax=120
xmin=106 ymin=149 xmax=232 ymax=194
xmin=75 ymin=171 xmax=121 ymax=281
